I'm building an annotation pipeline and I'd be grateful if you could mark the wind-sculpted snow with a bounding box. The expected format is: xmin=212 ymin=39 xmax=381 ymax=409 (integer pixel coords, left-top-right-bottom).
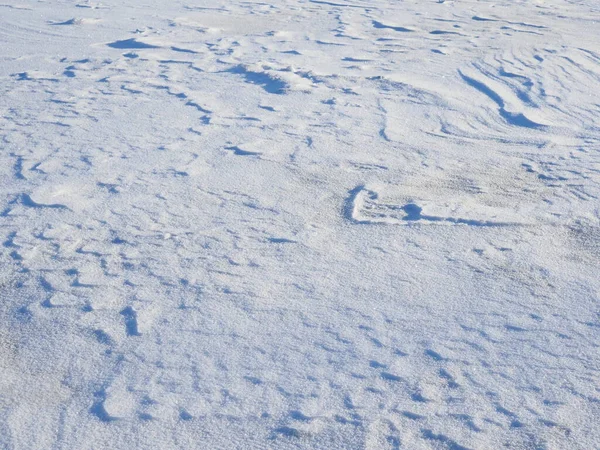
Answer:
xmin=1 ymin=0 xmax=599 ymax=449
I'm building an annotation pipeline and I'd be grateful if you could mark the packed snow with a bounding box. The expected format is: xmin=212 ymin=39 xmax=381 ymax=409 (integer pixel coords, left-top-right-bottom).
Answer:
xmin=1 ymin=0 xmax=599 ymax=448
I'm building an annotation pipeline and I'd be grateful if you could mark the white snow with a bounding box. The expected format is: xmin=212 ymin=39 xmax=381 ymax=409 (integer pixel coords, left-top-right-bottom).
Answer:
xmin=1 ymin=0 xmax=600 ymax=448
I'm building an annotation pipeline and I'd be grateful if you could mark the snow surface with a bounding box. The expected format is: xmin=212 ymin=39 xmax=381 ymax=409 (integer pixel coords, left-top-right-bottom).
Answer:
xmin=1 ymin=0 xmax=600 ymax=448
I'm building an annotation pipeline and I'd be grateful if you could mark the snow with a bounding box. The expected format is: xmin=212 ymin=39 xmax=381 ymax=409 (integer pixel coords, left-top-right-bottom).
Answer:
xmin=1 ymin=0 xmax=599 ymax=448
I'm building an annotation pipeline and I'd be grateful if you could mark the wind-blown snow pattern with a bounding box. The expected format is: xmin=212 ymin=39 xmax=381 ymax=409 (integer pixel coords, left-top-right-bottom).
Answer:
xmin=1 ymin=0 xmax=599 ymax=448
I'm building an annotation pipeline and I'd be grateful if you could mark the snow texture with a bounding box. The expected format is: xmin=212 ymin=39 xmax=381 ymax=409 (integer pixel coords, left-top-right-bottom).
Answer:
xmin=1 ymin=0 xmax=600 ymax=448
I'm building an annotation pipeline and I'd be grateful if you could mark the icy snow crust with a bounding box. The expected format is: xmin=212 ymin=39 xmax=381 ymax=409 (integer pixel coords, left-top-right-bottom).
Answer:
xmin=1 ymin=0 xmax=600 ymax=448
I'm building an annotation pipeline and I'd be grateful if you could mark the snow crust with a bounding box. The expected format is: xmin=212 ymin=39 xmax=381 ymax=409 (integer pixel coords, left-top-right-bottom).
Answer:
xmin=1 ymin=0 xmax=599 ymax=448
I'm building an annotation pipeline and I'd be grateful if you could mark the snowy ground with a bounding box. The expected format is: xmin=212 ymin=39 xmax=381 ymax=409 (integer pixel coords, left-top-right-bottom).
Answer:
xmin=1 ymin=0 xmax=600 ymax=448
